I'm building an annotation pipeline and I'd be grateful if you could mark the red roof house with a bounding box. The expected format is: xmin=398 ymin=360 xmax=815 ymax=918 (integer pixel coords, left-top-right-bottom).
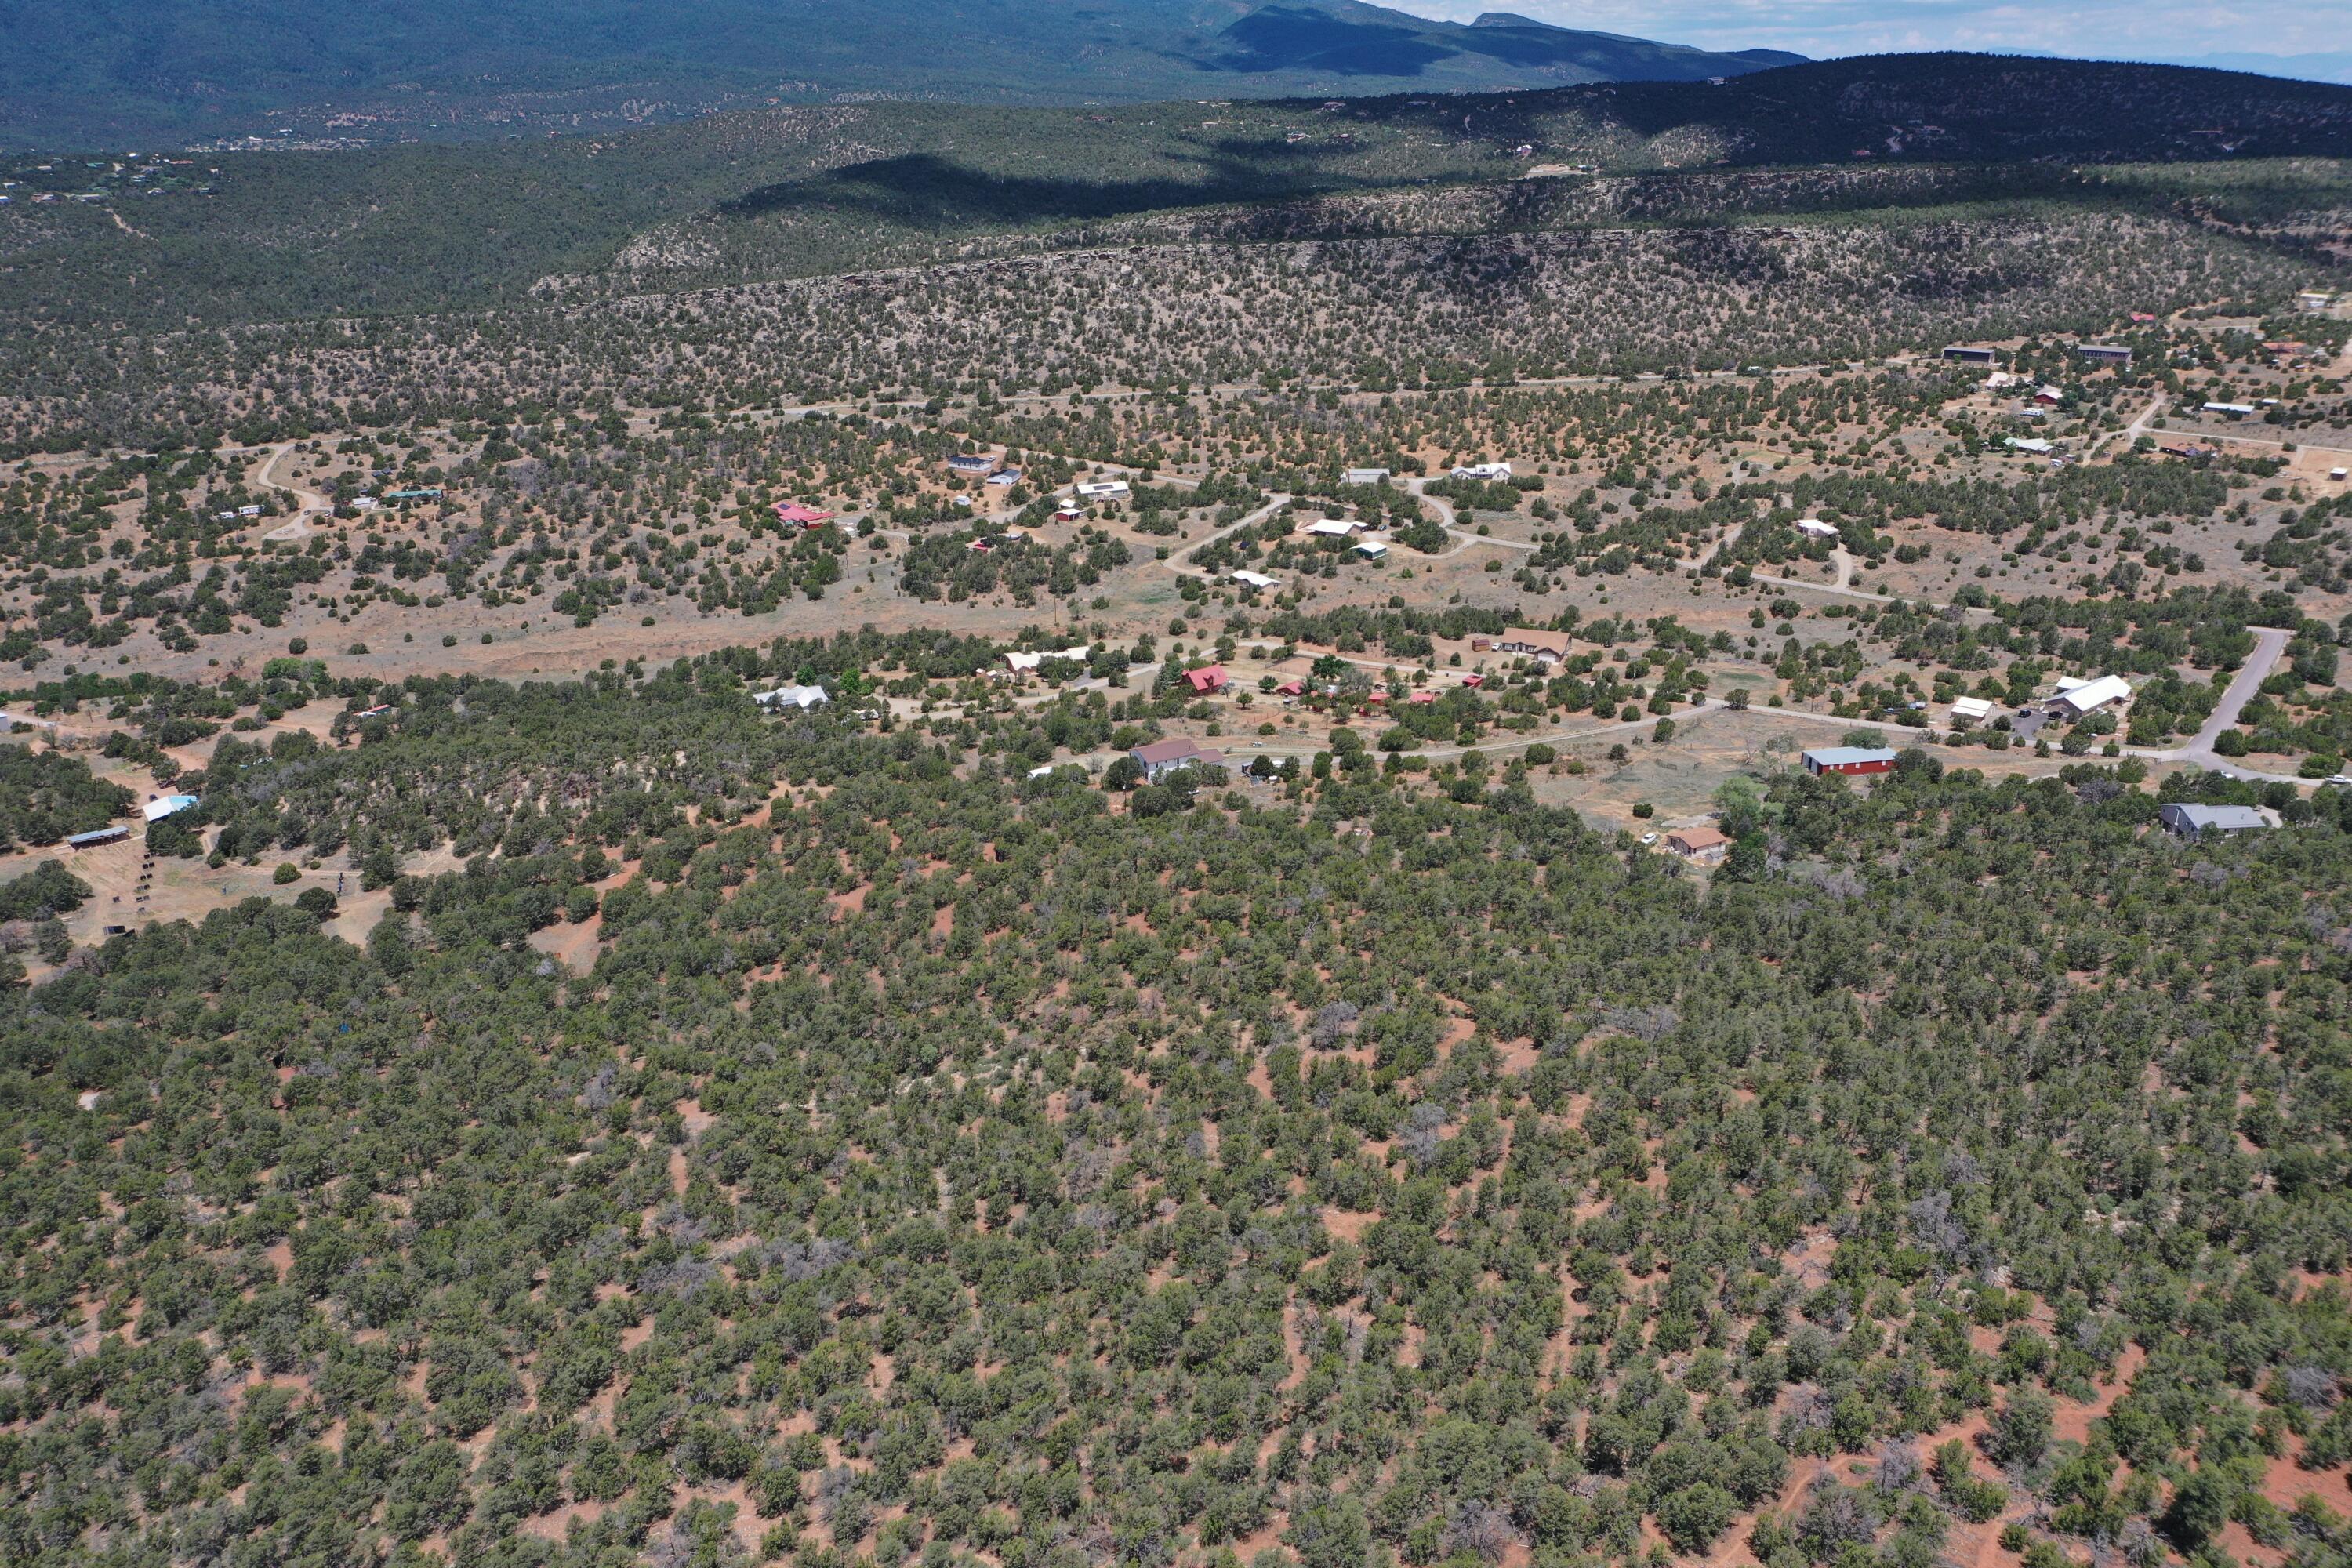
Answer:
xmin=1275 ymin=680 xmax=1305 ymax=696
xmin=1461 ymin=673 xmax=1483 ymax=688
xmin=774 ymin=503 xmax=834 ymax=527
xmin=1182 ymin=665 xmax=1229 ymax=695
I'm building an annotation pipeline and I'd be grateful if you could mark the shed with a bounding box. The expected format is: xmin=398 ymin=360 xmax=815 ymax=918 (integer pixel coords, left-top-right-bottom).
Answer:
xmin=1353 ymin=541 xmax=1388 ymax=561
xmin=1802 ymin=746 xmax=1896 ymax=777
xmin=65 ymin=826 xmax=131 ymax=848
xmin=1942 ymin=346 xmax=1997 ymax=364
xmin=1342 ymin=468 xmax=1392 ymax=486
xmin=1947 ymin=696 xmax=1994 ymax=723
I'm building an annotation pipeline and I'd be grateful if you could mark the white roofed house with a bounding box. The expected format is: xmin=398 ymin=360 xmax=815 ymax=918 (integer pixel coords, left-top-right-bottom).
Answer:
xmin=1947 ymin=696 xmax=1994 ymax=724
xmin=1004 ymin=645 xmax=1091 ymax=673
xmin=1305 ymin=519 xmax=1363 ymax=537
xmin=1229 ymin=570 xmax=1279 ymax=590
xmin=1450 ymin=462 xmax=1512 ymax=481
xmin=753 ymin=684 xmax=830 ymax=710
xmin=1075 ymin=479 xmax=1131 ymax=499
xmin=2055 ymin=675 xmax=2131 ymax=717
xmin=1794 ymin=519 xmax=1838 ymax=540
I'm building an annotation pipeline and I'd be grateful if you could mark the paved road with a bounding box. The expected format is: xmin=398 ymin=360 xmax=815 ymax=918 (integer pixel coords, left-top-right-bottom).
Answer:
xmin=2117 ymin=626 xmax=2302 ymax=781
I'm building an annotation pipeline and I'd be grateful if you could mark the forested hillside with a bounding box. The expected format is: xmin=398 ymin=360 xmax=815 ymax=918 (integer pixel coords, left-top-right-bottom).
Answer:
xmin=2 ymin=663 xmax=2349 ymax=1567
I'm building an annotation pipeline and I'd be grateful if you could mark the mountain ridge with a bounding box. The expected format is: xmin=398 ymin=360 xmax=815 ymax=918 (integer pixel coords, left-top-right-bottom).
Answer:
xmin=0 ymin=0 xmax=1801 ymax=150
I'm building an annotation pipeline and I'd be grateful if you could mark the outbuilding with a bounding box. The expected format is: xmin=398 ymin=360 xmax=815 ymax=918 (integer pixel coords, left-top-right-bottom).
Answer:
xmin=1942 ymin=346 xmax=1997 ymax=364
xmin=143 ymin=793 xmax=199 ymax=822
xmin=1947 ymin=696 xmax=1994 ymax=724
xmin=1230 ymin=569 xmax=1278 ymax=590
xmin=1802 ymin=746 xmax=1897 ymax=777
xmin=64 ymin=826 xmax=131 ymax=848
xmin=1342 ymin=468 xmax=1392 ymax=486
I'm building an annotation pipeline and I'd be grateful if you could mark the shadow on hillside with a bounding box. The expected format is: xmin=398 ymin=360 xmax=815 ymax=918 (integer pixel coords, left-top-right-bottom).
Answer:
xmin=720 ymin=141 xmax=1402 ymax=229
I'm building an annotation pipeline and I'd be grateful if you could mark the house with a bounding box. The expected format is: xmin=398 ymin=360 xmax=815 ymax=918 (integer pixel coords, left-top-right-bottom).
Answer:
xmin=1496 ymin=628 xmax=1570 ymax=663
xmin=1461 ymin=673 xmax=1483 ymax=688
xmin=774 ymin=502 xmax=834 ymax=527
xmin=1942 ymin=346 xmax=1998 ymax=365
xmin=2159 ymin=442 xmax=2216 ymax=459
xmin=64 ymin=826 xmax=132 ymax=848
xmin=1451 ymin=462 xmax=1512 ymax=481
xmin=752 ymin=684 xmax=829 ymax=710
xmin=1004 ymin=645 xmax=1090 ymax=673
xmin=1410 ymin=690 xmax=1437 ymax=705
xmin=2160 ymin=803 xmax=2273 ymax=840
xmin=2202 ymin=401 xmax=2256 ymax=417
xmin=1182 ymin=665 xmax=1229 ymax=695
xmin=2034 ymin=384 xmax=2067 ymax=406
xmin=143 ymin=793 xmax=199 ymax=822
xmin=1075 ymin=479 xmax=1131 ymax=499
xmin=1054 ymin=503 xmax=1084 ymax=521
xmin=2299 ymin=290 xmax=2333 ymax=310
xmin=387 ymin=488 xmax=442 ymax=501
xmin=2130 ymin=312 xmax=2158 ymax=323
xmin=1130 ymin=738 xmax=1227 ymax=781
xmin=1305 ymin=519 xmax=1363 ymax=537
xmin=1353 ymin=541 xmax=1388 ymax=561
xmin=1667 ymin=826 xmax=1730 ymax=862
xmin=2075 ymin=344 xmax=2132 ymax=366
xmin=1795 ymin=518 xmax=1838 ymax=540
xmin=2005 ymin=437 xmax=2056 ymax=456
xmin=1342 ymin=467 xmax=1392 ymax=486
xmin=1802 ymin=746 xmax=1897 ymax=777
xmin=1230 ymin=569 xmax=1279 ymax=590
xmin=354 ymin=703 xmax=394 ymax=720
xmin=984 ymin=469 xmax=1021 ymax=486
xmin=1947 ymin=696 xmax=1994 ymax=724
xmin=947 ymin=454 xmax=994 ymax=474
xmin=1275 ymin=680 xmax=1306 ymax=697
xmin=2055 ymin=674 xmax=2131 ymax=717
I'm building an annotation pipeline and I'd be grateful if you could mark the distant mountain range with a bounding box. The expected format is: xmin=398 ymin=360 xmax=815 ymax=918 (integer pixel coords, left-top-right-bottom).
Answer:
xmin=0 ymin=0 xmax=1802 ymax=149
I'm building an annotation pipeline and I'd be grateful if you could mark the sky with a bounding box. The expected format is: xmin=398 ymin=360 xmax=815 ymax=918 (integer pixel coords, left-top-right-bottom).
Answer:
xmin=1392 ymin=0 xmax=2352 ymax=80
